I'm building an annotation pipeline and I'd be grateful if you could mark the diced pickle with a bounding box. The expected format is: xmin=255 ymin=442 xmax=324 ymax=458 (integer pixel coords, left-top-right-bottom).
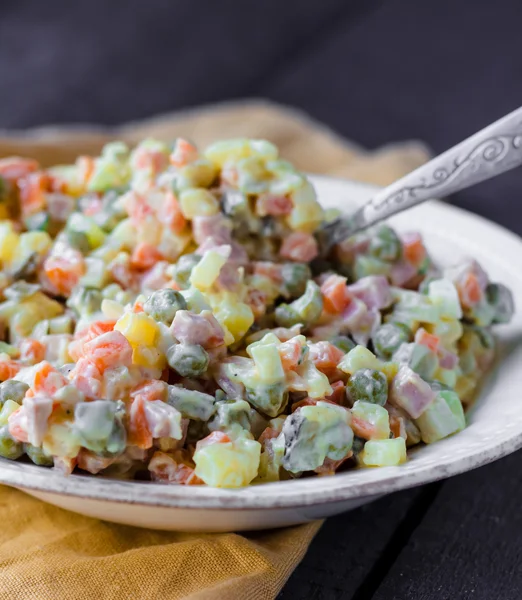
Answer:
xmin=346 ymin=369 xmax=388 ymax=406
xmin=282 ymin=402 xmax=353 ymax=473
xmin=167 ymin=385 xmax=216 ymax=421
xmin=275 ymin=280 xmax=323 ymax=328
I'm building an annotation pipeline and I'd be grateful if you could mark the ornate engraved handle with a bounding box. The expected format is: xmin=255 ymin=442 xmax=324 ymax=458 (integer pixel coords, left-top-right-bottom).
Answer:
xmin=326 ymin=106 xmax=522 ymax=246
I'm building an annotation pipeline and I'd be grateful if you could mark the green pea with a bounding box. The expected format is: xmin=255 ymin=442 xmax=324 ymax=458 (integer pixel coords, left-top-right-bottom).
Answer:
xmin=144 ymin=288 xmax=187 ymax=325
xmin=67 ymin=286 xmax=103 ymax=316
xmin=209 ymin=399 xmax=252 ymax=432
xmin=485 ymin=283 xmax=514 ymax=324
xmin=25 ymin=444 xmax=53 ymax=467
xmin=66 ymin=229 xmax=91 ymax=253
xmin=12 ymin=252 xmax=39 ymax=279
xmin=330 ymin=335 xmax=356 ymax=354
xmin=467 ymin=325 xmax=495 ymax=350
xmin=245 ymin=383 xmax=288 ymax=418
xmin=24 ymin=211 xmax=50 ymax=232
xmin=351 ymin=435 xmax=366 ymax=456
xmin=275 ymin=280 xmax=323 ymax=328
xmin=0 ymin=175 xmax=7 ymax=201
xmin=346 ymin=368 xmax=388 ymax=406
xmin=280 ymin=263 xmax=312 ymax=298
xmin=105 ymin=417 xmax=127 ymax=456
xmin=369 ymin=225 xmax=402 ymax=262
xmin=167 ymin=385 xmax=216 ymax=421
xmin=172 ymin=254 xmax=201 ymax=288
xmin=167 ymin=343 xmax=209 ymax=377
xmin=0 ymin=425 xmax=23 ymax=460
xmin=372 ymin=322 xmax=412 ymax=360
xmin=274 ymin=304 xmax=301 ymax=328
xmin=0 ymin=380 xmax=29 ymax=408
xmin=0 ymin=342 xmax=19 ymax=358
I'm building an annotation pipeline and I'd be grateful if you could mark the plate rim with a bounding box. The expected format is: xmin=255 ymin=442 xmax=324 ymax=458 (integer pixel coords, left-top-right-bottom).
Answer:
xmin=4 ymin=173 xmax=522 ymax=510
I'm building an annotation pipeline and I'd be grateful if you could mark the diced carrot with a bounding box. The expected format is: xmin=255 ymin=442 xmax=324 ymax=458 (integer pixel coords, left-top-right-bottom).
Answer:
xmin=18 ymin=172 xmax=49 ymax=216
xmin=415 ymin=328 xmax=440 ymax=353
xmin=130 ymin=379 xmax=167 ymax=402
xmin=0 ymin=360 xmax=22 ymax=381
xmin=33 ymin=361 xmax=68 ymax=395
xmin=309 ymin=341 xmax=345 ymax=374
xmin=389 ymin=415 xmax=406 ymax=440
xmin=0 ymin=157 xmax=39 ymax=182
xmin=351 ymin=416 xmax=377 ymax=440
xmin=125 ymin=192 xmax=155 ymax=227
xmin=128 ymin=395 xmax=153 ymax=449
xmin=130 ymin=242 xmax=164 ymax=270
xmin=321 ymin=274 xmax=351 ymax=313
xmin=280 ymin=232 xmax=319 ymax=262
xmin=166 ymin=280 xmax=182 ymax=291
xmin=134 ymin=148 xmax=169 ymax=173
xmin=278 ymin=338 xmax=304 ymax=371
xmin=258 ymin=427 xmax=280 ymax=445
xmin=69 ymin=358 xmax=102 ymax=399
xmin=76 ymin=155 xmax=95 ymax=187
xmin=170 ymin=139 xmax=198 ymax=168
xmin=402 ymin=233 xmax=427 ymax=267
xmin=19 ymin=339 xmax=46 ymax=364
xmin=195 ymin=431 xmax=231 ymax=451
xmin=159 ymin=192 xmax=186 ymax=234
xmin=315 ymin=453 xmax=353 ymax=476
xmin=291 ymin=397 xmax=317 ymax=412
xmin=8 ymin=407 xmax=29 ymax=443
xmin=325 ymin=380 xmax=346 ymax=404
xmin=43 ymin=253 xmax=85 ymax=296
xmin=458 ymin=272 xmax=483 ymax=309
xmin=83 ymin=330 xmax=133 ymax=372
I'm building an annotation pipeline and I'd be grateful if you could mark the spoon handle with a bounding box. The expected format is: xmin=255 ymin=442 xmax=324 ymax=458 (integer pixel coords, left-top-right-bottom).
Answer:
xmin=333 ymin=106 xmax=522 ymax=244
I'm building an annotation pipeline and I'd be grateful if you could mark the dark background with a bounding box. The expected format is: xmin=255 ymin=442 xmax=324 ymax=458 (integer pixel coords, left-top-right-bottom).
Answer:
xmin=2 ymin=1 xmax=522 ymax=598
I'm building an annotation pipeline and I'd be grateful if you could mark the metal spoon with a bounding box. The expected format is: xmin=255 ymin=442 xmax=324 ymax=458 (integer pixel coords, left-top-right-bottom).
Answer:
xmin=318 ymin=106 xmax=522 ymax=251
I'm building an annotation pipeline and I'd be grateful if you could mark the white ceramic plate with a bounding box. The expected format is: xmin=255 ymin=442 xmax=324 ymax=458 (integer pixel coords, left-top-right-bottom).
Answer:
xmin=3 ymin=175 xmax=522 ymax=532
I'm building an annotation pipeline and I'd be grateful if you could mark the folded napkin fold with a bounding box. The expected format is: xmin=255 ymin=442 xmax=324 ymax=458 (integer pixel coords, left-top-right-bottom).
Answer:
xmin=0 ymin=100 xmax=429 ymax=600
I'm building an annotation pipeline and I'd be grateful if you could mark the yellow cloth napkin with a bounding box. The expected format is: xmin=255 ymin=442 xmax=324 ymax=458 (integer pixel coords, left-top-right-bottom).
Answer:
xmin=0 ymin=100 xmax=429 ymax=600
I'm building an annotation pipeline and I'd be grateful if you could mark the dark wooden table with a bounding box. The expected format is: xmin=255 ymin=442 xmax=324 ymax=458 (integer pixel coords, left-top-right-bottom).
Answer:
xmin=2 ymin=2 xmax=522 ymax=598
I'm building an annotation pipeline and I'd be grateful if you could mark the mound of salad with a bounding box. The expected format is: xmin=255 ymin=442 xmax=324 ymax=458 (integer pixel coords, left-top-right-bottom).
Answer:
xmin=0 ymin=138 xmax=514 ymax=488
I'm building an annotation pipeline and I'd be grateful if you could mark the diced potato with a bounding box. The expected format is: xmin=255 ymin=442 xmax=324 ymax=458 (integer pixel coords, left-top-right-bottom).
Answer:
xmin=190 ymin=250 xmax=228 ymax=290
xmin=194 ymin=437 xmax=261 ymax=487
xmin=115 ymin=312 xmax=160 ymax=346
xmin=0 ymin=222 xmax=19 ymax=263
xmin=204 ymin=139 xmax=278 ymax=168
xmin=179 ymin=188 xmax=220 ymax=219
xmin=250 ymin=343 xmax=284 ymax=384
xmin=132 ymin=345 xmax=165 ymax=370
xmin=338 ymin=345 xmax=381 ymax=375
xmin=352 ymin=401 xmax=390 ymax=440
xmin=0 ymin=400 xmax=20 ymax=426
xmin=414 ymin=391 xmax=465 ymax=444
xmin=361 ymin=438 xmax=407 ymax=466
xmin=428 ymin=279 xmax=463 ymax=320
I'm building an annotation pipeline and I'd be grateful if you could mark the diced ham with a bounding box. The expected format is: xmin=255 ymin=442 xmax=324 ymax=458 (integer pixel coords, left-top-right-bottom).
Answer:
xmin=256 ymin=193 xmax=293 ymax=216
xmin=389 ymin=365 xmax=435 ymax=419
xmin=348 ymin=276 xmax=392 ymax=310
xmin=171 ymin=310 xmax=225 ymax=348
xmin=280 ymin=232 xmax=319 ymax=262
